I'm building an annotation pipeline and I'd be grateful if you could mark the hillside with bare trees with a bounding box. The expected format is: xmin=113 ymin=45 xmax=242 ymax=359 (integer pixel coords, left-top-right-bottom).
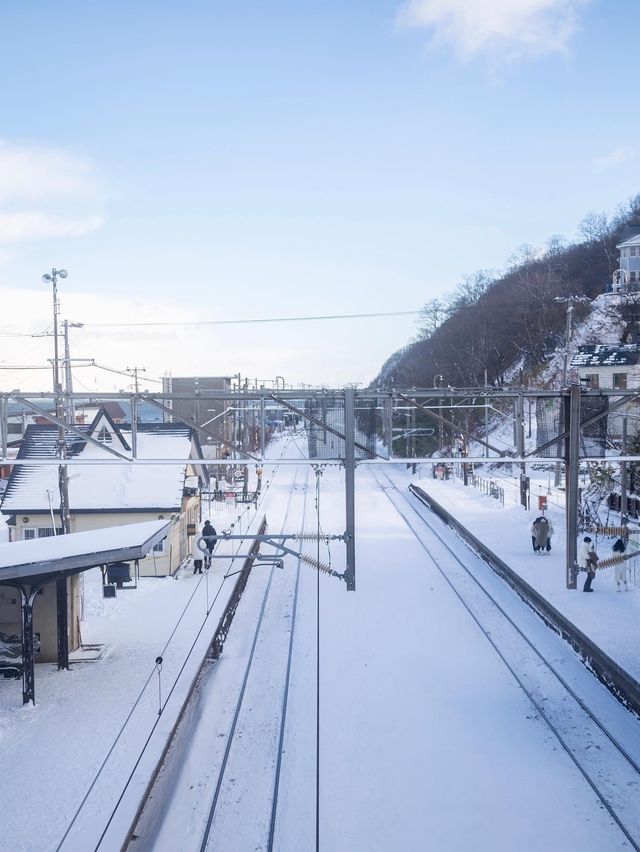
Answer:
xmin=376 ymin=196 xmax=640 ymax=389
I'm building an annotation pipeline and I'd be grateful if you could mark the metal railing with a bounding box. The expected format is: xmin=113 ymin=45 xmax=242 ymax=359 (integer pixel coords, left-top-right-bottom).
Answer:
xmin=470 ymin=474 xmax=505 ymax=505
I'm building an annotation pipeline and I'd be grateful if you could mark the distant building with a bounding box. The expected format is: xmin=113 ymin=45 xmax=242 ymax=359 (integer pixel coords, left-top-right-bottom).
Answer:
xmin=162 ymin=375 xmax=235 ymax=454
xmin=610 ymin=228 xmax=640 ymax=294
xmin=101 ymin=400 xmax=126 ymax=423
xmin=571 ymin=344 xmax=640 ymax=439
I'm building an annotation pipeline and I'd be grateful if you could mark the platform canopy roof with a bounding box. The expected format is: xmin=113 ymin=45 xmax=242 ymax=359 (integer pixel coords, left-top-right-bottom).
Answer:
xmin=0 ymin=520 xmax=170 ymax=584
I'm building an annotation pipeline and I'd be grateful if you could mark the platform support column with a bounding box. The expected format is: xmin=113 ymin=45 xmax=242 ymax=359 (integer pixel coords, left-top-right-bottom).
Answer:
xmin=565 ymin=384 xmax=580 ymax=589
xmin=383 ymin=396 xmax=392 ymax=458
xmin=21 ymin=588 xmax=36 ymax=705
xmin=57 ymin=577 xmax=69 ymax=670
xmin=344 ymin=388 xmax=356 ymax=591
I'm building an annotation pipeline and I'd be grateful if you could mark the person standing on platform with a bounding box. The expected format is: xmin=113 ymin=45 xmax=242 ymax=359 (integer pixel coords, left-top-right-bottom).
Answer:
xmin=531 ymin=515 xmax=553 ymax=553
xmin=201 ymin=520 xmax=217 ymax=567
xmin=613 ymin=535 xmax=629 ymax=591
xmin=578 ymin=536 xmax=598 ymax=592
xmin=192 ymin=541 xmax=203 ymax=575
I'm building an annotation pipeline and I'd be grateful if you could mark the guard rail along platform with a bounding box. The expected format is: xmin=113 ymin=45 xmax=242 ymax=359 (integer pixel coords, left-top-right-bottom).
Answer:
xmin=409 ymin=484 xmax=640 ymax=719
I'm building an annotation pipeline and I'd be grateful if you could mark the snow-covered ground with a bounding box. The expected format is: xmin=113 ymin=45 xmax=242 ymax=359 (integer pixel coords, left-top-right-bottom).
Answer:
xmin=410 ymin=464 xmax=640 ymax=683
xmin=2 ymin=436 xmax=639 ymax=851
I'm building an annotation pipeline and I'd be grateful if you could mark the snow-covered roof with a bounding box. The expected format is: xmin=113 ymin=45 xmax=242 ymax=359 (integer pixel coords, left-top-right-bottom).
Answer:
xmin=570 ymin=344 xmax=640 ymax=368
xmin=1 ymin=410 xmax=204 ymax=514
xmin=617 ymin=234 xmax=640 ymax=249
xmin=0 ymin=520 xmax=170 ymax=581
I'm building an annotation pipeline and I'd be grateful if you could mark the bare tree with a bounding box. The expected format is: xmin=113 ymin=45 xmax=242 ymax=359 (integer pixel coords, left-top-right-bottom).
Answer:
xmin=418 ymin=298 xmax=446 ymax=340
xmin=579 ymin=211 xmax=616 ymax=273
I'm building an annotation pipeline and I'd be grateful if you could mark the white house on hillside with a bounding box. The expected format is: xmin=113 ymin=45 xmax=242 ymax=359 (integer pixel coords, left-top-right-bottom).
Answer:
xmin=571 ymin=345 xmax=640 ymax=439
xmin=0 ymin=406 xmax=207 ymax=577
xmin=611 ymin=233 xmax=640 ymax=293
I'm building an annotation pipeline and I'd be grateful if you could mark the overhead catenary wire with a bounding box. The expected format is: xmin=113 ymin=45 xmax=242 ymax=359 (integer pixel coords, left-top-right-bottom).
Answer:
xmin=315 ymin=466 xmax=322 ymax=852
xmin=79 ymin=309 xmax=422 ymax=329
xmin=76 ymin=442 xmax=290 ymax=852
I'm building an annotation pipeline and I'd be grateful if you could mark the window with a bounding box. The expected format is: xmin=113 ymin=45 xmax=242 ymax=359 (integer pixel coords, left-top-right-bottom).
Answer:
xmin=23 ymin=526 xmax=62 ymax=540
xmin=613 ymin=373 xmax=627 ymax=389
xmin=97 ymin=426 xmax=112 ymax=443
xmin=152 ymin=537 xmax=166 ymax=553
xmin=585 ymin=373 xmax=599 ymax=388
xmin=631 ymin=246 xmax=639 ymax=257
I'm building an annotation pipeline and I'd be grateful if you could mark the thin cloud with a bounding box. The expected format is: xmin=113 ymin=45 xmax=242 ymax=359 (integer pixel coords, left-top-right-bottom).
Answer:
xmin=592 ymin=146 xmax=634 ymax=172
xmin=0 ymin=140 xmax=105 ymax=244
xmin=398 ymin=0 xmax=588 ymax=62
xmin=0 ymin=140 xmax=100 ymax=204
xmin=0 ymin=212 xmax=104 ymax=243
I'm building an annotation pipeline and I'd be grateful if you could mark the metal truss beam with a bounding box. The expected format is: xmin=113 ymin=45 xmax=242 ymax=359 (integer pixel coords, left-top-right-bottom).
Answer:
xmin=12 ymin=396 xmax=131 ymax=461
xmin=525 ymin=391 xmax=640 ymax=458
xmin=395 ymin=392 xmax=507 ymax=457
xmin=141 ymin=396 xmax=259 ymax=460
xmin=269 ymin=394 xmax=380 ymax=459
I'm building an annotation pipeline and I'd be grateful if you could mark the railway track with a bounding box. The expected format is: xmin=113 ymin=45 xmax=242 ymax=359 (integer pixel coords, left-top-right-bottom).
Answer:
xmin=128 ymin=464 xmax=313 ymax=852
xmin=198 ymin=466 xmax=311 ymax=852
xmin=373 ymin=468 xmax=640 ymax=851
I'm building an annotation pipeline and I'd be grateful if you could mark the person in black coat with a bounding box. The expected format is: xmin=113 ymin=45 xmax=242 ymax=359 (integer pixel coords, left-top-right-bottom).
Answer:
xmin=202 ymin=520 xmax=218 ymax=557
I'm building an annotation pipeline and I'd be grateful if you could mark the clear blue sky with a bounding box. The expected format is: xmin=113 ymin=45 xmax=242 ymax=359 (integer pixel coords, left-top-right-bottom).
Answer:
xmin=0 ymin=0 xmax=638 ymax=388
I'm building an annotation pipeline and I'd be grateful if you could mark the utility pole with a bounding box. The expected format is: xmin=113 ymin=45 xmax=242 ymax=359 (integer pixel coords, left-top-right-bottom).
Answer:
xmin=42 ymin=270 xmax=71 ymax=536
xmin=42 ymin=268 xmax=71 ymax=671
xmin=62 ymin=321 xmax=84 ymax=425
xmin=126 ymin=365 xmax=146 ymax=396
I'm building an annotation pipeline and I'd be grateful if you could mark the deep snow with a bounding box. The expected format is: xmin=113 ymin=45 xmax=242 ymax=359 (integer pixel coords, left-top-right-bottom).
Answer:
xmin=1 ymin=438 xmax=638 ymax=851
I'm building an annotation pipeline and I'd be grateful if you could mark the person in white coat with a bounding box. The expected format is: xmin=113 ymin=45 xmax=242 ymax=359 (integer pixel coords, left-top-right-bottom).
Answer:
xmin=612 ymin=536 xmax=629 ymax=591
xmin=577 ymin=536 xmax=598 ymax=592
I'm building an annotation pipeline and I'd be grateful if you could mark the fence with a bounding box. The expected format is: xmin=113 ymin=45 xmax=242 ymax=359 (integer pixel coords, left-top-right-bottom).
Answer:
xmin=470 ymin=474 xmax=505 ymax=505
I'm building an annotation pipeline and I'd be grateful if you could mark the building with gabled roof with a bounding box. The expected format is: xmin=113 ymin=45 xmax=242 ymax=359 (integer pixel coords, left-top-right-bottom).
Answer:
xmin=0 ymin=406 xmax=207 ymax=576
xmin=570 ymin=344 xmax=640 ymax=440
xmin=611 ymin=233 xmax=640 ymax=293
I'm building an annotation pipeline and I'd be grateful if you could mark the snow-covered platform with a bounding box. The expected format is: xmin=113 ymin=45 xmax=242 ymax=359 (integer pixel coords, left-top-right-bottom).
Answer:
xmin=410 ymin=468 xmax=640 ymax=683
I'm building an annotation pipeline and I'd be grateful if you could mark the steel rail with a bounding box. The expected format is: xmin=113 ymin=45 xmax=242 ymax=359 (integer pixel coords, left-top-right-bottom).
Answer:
xmin=112 ymin=442 xmax=293 ymax=852
xmin=408 ymin=484 xmax=640 ymax=716
xmin=266 ymin=472 xmax=310 ymax=851
xmin=198 ymin=466 xmax=310 ymax=851
xmin=375 ymin=472 xmax=640 ymax=850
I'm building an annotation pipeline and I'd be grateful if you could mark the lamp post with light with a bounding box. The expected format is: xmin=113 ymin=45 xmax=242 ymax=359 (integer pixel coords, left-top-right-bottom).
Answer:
xmin=42 ymin=268 xmax=67 ymax=420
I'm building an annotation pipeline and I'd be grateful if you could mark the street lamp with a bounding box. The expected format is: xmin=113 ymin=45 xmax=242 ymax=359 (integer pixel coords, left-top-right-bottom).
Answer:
xmin=42 ymin=268 xmax=68 ymax=419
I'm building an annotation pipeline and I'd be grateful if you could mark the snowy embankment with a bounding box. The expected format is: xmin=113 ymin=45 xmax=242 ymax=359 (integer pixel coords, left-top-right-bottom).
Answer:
xmin=405 ymin=467 xmax=640 ymax=683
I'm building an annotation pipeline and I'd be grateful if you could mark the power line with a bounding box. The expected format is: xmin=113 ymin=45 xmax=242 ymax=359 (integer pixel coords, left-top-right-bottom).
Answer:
xmin=92 ymin=362 xmax=163 ymax=384
xmin=80 ymin=309 xmax=421 ymax=329
xmin=0 ymin=328 xmax=39 ymax=338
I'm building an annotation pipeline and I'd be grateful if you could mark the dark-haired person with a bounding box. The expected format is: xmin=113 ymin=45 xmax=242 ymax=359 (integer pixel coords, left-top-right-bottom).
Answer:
xmin=578 ymin=536 xmax=598 ymax=592
xmin=201 ymin=520 xmax=218 ymax=568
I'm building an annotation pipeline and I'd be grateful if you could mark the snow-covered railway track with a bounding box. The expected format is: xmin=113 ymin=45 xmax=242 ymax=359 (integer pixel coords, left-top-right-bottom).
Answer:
xmin=197 ymin=466 xmax=311 ymax=852
xmin=129 ymin=465 xmax=313 ymax=852
xmin=374 ymin=469 xmax=640 ymax=851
